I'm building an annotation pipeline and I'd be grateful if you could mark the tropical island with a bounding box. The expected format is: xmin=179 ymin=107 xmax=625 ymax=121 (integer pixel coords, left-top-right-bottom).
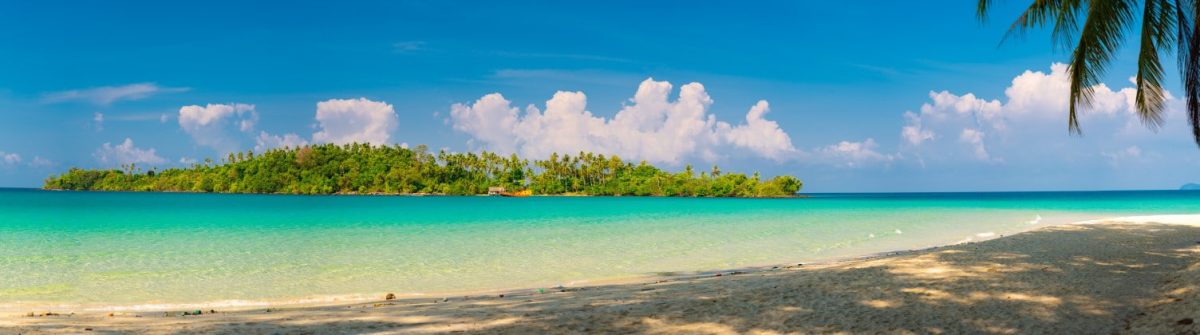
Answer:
xmin=42 ymin=143 xmax=803 ymax=197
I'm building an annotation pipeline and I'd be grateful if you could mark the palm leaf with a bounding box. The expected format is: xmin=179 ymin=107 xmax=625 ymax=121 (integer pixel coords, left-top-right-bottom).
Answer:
xmin=1066 ymin=0 xmax=1136 ymax=134
xmin=1183 ymin=0 xmax=1200 ymax=146
xmin=1135 ymin=0 xmax=1175 ymax=130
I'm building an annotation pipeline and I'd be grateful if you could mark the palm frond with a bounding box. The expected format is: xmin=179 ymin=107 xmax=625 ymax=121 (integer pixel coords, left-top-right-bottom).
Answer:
xmin=1182 ymin=0 xmax=1200 ymax=146
xmin=993 ymin=0 xmax=1086 ymax=51
xmin=1067 ymin=0 xmax=1136 ymax=135
xmin=1135 ymin=0 xmax=1175 ymax=130
xmin=978 ymin=0 xmax=998 ymax=20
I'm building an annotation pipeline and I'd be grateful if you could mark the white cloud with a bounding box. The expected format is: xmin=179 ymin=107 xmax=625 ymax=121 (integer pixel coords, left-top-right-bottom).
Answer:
xmin=1101 ymin=145 xmax=1144 ymax=166
xmin=94 ymin=138 xmax=165 ymax=166
xmin=312 ymin=98 xmax=398 ymax=145
xmin=899 ymin=63 xmax=1178 ymax=164
xmin=93 ymin=112 xmax=104 ymax=131
xmin=178 ymin=103 xmax=258 ymax=153
xmin=718 ymin=101 xmax=797 ymax=161
xmin=901 ymin=111 xmax=935 ymax=145
xmin=958 ymin=128 xmax=993 ymax=161
xmin=1 ymin=152 xmax=20 ymax=165
xmin=450 ymin=93 xmax=520 ymax=153
xmin=0 ymin=151 xmax=52 ymax=168
xmin=255 ymin=131 xmax=309 ymax=152
xmin=29 ymin=156 xmax=53 ymax=168
xmin=448 ymin=78 xmax=797 ymax=164
xmin=160 ymin=113 xmax=169 ymax=123
xmin=179 ymin=157 xmax=197 ymax=165
xmin=815 ymin=138 xmax=893 ymax=168
xmin=43 ymin=83 xmax=188 ymax=105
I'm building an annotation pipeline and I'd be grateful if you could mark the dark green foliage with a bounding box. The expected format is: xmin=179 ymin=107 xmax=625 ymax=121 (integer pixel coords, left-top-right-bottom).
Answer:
xmin=43 ymin=143 xmax=802 ymax=197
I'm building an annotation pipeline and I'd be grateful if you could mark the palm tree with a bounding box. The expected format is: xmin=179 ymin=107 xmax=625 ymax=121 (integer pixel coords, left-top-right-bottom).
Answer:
xmin=977 ymin=0 xmax=1200 ymax=146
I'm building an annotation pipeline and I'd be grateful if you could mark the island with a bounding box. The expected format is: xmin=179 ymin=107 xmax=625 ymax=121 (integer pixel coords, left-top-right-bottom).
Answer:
xmin=43 ymin=143 xmax=803 ymax=197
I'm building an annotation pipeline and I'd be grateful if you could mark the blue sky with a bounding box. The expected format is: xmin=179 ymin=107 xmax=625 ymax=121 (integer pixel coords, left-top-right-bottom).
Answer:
xmin=1 ymin=1 xmax=1197 ymax=192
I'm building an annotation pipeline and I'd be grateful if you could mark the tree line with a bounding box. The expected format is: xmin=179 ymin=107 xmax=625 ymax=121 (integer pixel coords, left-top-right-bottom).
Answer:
xmin=43 ymin=143 xmax=803 ymax=197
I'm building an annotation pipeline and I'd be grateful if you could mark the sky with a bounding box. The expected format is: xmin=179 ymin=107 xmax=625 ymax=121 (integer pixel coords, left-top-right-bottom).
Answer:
xmin=1 ymin=1 xmax=1197 ymax=192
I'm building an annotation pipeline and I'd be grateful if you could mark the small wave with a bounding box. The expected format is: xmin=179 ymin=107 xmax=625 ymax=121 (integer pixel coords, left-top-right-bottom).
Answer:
xmin=1026 ymin=214 xmax=1042 ymax=225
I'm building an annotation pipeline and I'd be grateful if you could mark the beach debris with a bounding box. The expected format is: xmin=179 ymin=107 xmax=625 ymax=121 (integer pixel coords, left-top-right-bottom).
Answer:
xmin=385 ymin=293 xmax=396 ymax=300
xmin=895 ymin=229 xmax=903 ymax=234
xmin=498 ymin=294 xmax=505 ymax=298
xmin=538 ymin=288 xmax=545 ymax=294
xmin=84 ymin=328 xmax=93 ymax=331
xmin=442 ymin=297 xmax=449 ymax=302
xmin=1180 ymin=318 xmax=1195 ymax=325
xmin=106 ymin=312 xmax=114 ymax=317
xmin=210 ymin=309 xmax=217 ymax=314
xmin=265 ymin=308 xmax=273 ymax=313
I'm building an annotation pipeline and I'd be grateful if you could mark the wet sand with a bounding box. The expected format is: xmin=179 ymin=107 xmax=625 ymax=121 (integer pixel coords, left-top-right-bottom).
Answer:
xmin=3 ymin=215 xmax=1199 ymax=334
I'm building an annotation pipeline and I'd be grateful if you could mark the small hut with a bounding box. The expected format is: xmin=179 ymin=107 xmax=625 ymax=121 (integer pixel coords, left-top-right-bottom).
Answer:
xmin=487 ymin=186 xmax=505 ymax=196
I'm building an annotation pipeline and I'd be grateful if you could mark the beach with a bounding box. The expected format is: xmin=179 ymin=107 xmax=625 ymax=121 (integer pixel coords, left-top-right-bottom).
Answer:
xmin=3 ymin=214 xmax=1199 ymax=334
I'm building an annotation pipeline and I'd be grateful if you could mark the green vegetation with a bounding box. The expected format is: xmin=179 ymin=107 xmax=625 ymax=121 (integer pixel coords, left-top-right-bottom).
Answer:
xmin=43 ymin=143 xmax=802 ymax=197
xmin=977 ymin=0 xmax=1200 ymax=146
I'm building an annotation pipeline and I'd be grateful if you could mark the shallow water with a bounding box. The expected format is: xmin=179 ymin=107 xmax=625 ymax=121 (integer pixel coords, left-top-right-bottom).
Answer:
xmin=1 ymin=189 xmax=1198 ymax=311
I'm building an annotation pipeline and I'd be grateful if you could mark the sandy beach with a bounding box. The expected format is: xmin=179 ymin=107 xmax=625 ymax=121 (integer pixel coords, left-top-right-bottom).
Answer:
xmin=3 ymin=214 xmax=1200 ymax=334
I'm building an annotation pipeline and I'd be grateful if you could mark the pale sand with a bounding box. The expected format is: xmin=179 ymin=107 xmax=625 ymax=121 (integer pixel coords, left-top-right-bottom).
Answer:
xmin=4 ymin=215 xmax=1200 ymax=334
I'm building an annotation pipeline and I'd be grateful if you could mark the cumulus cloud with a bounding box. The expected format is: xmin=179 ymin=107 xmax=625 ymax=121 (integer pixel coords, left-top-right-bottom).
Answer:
xmin=449 ymin=78 xmax=796 ymax=164
xmin=94 ymin=138 xmax=165 ymax=166
xmin=255 ymin=131 xmax=309 ymax=152
xmin=0 ymin=151 xmax=52 ymax=168
xmin=718 ymin=101 xmax=797 ymax=160
xmin=898 ymin=63 xmax=1177 ymax=164
xmin=43 ymin=83 xmax=188 ymax=105
xmin=178 ymin=103 xmax=258 ymax=153
xmin=901 ymin=112 xmax=935 ymax=145
xmin=815 ymin=138 xmax=894 ymax=168
xmin=1 ymin=152 xmax=20 ymax=165
xmin=958 ymin=128 xmax=993 ymax=162
xmin=312 ymin=98 xmax=398 ymax=145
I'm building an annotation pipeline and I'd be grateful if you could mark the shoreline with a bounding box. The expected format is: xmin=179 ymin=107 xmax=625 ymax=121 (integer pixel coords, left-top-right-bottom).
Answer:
xmin=32 ymin=187 xmax=808 ymax=199
xmin=3 ymin=214 xmax=1196 ymax=315
xmin=0 ymin=213 xmax=1064 ymax=314
xmin=5 ymin=213 xmax=1199 ymax=333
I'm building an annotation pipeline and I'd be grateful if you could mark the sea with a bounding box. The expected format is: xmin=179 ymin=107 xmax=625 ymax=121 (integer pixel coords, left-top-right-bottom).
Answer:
xmin=1 ymin=188 xmax=1198 ymax=311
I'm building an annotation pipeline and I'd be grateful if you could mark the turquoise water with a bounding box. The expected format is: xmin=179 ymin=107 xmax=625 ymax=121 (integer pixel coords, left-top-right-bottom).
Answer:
xmin=1 ymin=188 xmax=1199 ymax=311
